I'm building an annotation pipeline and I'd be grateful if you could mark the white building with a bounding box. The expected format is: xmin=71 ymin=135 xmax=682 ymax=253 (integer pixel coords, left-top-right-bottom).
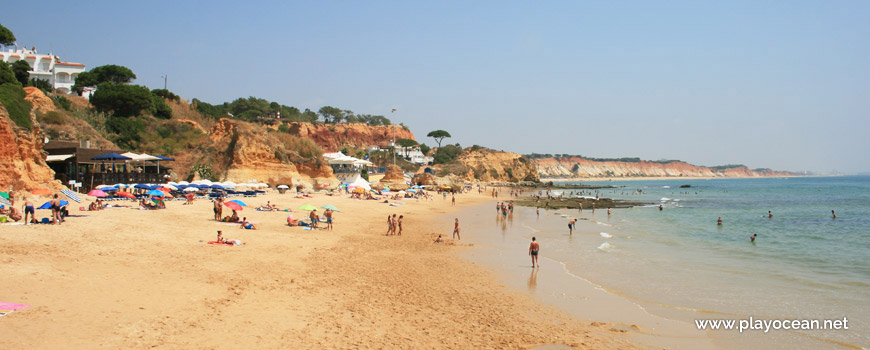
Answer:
xmin=0 ymin=47 xmax=86 ymax=93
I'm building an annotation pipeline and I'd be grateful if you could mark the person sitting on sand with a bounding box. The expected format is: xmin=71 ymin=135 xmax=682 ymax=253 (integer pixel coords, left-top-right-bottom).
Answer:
xmin=230 ymin=210 xmax=239 ymax=222
xmin=217 ymin=231 xmax=244 ymax=246
xmin=287 ymin=214 xmax=298 ymax=226
xmin=434 ymin=234 xmax=443 ymax=243
xmin=89 ymin=202 xmax=99 ymax=211
xmin=240 ymin=217 xmax=257 ymax=230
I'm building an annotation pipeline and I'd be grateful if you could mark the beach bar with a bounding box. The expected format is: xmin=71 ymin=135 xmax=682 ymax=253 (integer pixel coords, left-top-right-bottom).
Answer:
xmin=44 ymin=141 xmax=172 ymax=191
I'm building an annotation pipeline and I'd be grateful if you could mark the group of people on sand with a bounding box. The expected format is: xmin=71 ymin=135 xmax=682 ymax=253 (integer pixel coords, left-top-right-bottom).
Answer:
xmin=1 ymin=193 xmax=65 ymax=224
xmin=386 ymin=214 xmax=403 ymax=235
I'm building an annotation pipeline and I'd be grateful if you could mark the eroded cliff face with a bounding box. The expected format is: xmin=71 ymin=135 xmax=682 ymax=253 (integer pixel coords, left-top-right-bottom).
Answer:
xmin=208 ymin=118 xmax=338 ymax=189
xmin=448 ymin=148 xmax=540 ymax=183
xmin=535 ymin=157 xmax=796 ymax=178
xmin=0 ymin=104 xmax=62 ymax=192
xmin=283 ymin=122 xmax=415 ymax=151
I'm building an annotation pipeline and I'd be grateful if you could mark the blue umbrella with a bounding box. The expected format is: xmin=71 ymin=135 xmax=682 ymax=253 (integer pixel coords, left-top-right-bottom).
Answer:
xmin=102 ymin=187 xmax=117 ymax=192
xmin=146 ymin=190 xmax=165 ymax=197
xmin=134 ymin=184 xmax=151 ymax=190
xmin=91 ymin=153 xmax=131 ymax=161
xmin=229 ymin=199 xmax=247 ymax=206
xmin=154 ymin=155 xmax=175 ymax=161
xmin=210 ymin=184 xmax=224 ymax=190
xmin=38 ymin=200 xmax=69 ymax=209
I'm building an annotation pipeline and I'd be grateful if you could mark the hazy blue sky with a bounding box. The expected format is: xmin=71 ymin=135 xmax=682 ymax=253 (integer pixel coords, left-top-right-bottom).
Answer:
xmin=4 ymin=1 xmax=868 ymax=173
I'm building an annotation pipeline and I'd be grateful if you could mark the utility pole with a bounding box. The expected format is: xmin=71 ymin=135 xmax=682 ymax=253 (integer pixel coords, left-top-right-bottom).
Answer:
xmin=161 ymin=75 xmax=167 ymax=90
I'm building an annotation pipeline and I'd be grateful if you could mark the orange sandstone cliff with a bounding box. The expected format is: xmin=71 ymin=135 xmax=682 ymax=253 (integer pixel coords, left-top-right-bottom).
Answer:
xmin=437 ymin=148 xmax=540 ymax=183
xmin=0 ymin=98 xmax=62 ymax=192
xmin=207 ymin=118 xmax=338 ymax=189
xmin=282 ymin=122 xmax=415 ymax=151
xmin=534 ymin=156 xmax=797 ymax=178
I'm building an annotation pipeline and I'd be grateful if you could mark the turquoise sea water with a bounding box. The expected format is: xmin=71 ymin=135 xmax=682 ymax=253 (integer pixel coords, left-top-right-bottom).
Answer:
xmin=461 ymin=176 xmax=870 ymax=348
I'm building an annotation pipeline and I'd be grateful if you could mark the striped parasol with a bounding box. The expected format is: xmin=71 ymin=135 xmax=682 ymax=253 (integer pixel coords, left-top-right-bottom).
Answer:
xmin=60 ymin=189 xmax=82 ymax=203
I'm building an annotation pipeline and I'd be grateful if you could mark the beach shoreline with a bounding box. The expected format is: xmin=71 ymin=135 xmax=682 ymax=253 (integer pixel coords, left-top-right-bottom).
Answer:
xmin=540 ymin=175 xmax=818 ymax=182
xmin=0 ymin=190 xmax=642 ymax=349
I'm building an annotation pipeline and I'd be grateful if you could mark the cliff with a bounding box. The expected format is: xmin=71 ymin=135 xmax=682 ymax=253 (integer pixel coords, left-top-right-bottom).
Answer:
xmin=0 ymin=97 xmax=63 ymax=192
xmin=282 ymin=122 xmax=415 ymax=151
xmin=207 ymin=118 xmax=337 ymax=189
xmin=534 ymin=157 xmax=797 ymax=178
xmin=436 ymin=148 xmax=540 ymax=183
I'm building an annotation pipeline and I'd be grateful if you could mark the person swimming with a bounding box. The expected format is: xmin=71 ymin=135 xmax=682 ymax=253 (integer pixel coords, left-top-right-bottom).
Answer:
xmin=750 ymin=234 xmax=757 ymax=242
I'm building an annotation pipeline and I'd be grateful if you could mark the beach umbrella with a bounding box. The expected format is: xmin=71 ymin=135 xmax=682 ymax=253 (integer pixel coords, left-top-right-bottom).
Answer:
xmin=101 ymin=187 xmax=117 ymax=192
xmin=87 ymin=189 xmax=108 ymax=198
xmin=177 ymin=181 xmax=190 ymax=186
xmin=146 ymin=190 xmax=165 ymax=197
xmin=38 ymin=200 xmax=69 ymax=209
xmin=182 ymin=187 xmax=198 ymax=192
xmin=91 ymin=152 xmax=131 ymax=161
xmin=321 ymin=204 xmax=340 ymax=212
xmin=298 ymin=204 xmax=318 ymax=211
xmin=224 ymin=202 xmax=243 ymax=211
xmin=407 ymin=189 xmax=417 ymax=193
xmin=0 ymin=192 xmax=9 ymax=199
xmin=161 ymin=184 xmax=178 ymax=191
xmin=354 ymin=188 xmax=365 ymax=194
xmin=117 ymin=191 xmax=136 ymax=199
xmin=277 ymin=185 xmax=289 ymax=189
xmin=156 ymin=187 xmax=173 ymax=193
xmin=95 ymin=184 xmax=113 ymax=189
xmin=32 ymin=188 xmax=53 ymax=195
xmin=211 ymin=184 xmax=225 ymax=190
xmin=229 ymin=199 xmax=247 ymax=206
xmin=381 ymin=189 xmax=390 ymax=194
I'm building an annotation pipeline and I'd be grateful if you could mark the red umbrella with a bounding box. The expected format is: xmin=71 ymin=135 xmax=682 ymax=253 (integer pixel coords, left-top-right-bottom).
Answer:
xmin=32 ymin=188 xmax=53 ymax=195
xmin=224 ymin=202 xmax=243 ymax=211
xmin=117 ymin=191 xmax=136 ymax=199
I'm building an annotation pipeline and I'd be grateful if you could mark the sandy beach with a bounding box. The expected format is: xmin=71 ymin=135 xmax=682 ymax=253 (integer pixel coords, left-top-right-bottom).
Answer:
xmin=0 ymin=190 xmax=642 ymax=349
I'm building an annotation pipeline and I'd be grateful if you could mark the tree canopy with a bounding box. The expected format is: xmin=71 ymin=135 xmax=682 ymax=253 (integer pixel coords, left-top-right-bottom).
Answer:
xmin=90 ymin=82 xmax=153 ymax=117
xmin=72 ymin=64 xmax=136 ymax=93
xmin=427 ymin=130 xmax=452 ymax=148
xmin=318 ymin=106 xmax=344 ymax=123
xmin=0 ymin=24 xmax=15 ymax=46
xmin=10 ymin=60 xmax=31 ymax=86
xmin=0 ymin=61 xmax=17 ymax=85
xmin=395 ymin=138 xmax=418 ymax=148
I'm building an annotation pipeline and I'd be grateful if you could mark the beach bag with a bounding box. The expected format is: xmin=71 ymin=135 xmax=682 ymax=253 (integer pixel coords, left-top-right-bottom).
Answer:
xmin=41 ymin=218 xmax=50 ymax=224
xmin=0 ymin=216 xmax=7 ymax=223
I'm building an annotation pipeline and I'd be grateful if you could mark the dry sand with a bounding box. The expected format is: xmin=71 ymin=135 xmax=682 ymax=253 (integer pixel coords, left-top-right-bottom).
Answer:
xmin=0 ymin=191 xmax=641 ymax=349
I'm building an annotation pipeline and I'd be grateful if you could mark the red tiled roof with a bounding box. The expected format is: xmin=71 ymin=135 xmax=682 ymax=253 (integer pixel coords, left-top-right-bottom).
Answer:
xmin=56 ymin=62 xmax=85 ymax=67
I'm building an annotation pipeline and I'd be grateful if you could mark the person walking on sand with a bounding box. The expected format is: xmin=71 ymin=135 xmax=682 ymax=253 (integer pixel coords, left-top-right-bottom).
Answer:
xmin=529 ymin=237 xmax=540 ymax=268
xmin=397 ymin=215 xmax=403 ymax=235
xmin=324 ymin=209 xmax=334 ymax=230
xmin=213 ymin=198 xmax=223 ymax=221
xmin=50 ymin=194 xmax=62 ymax=225
xmin=451 ymin=195 xmax=456 ymax=206
xmin=536 ymin=207 xmax=540 ymax=218
xmin=453 ymin=218 xmax=461 ymax=240
xmin=386 ymin=215 xmax=393 ymax=236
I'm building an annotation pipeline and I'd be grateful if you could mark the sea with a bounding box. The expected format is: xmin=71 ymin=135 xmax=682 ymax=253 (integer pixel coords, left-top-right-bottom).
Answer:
xmin=454 ymin=176 xmax=869 ymax=349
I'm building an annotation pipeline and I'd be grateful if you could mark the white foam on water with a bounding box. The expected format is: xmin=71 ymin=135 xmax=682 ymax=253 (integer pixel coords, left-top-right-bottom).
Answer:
xmin=600 ymin=232 xmax=613 ymax=238
xmin=663 ymin=186 xmax=671 ymax=188
xmin=595 ymin=222 xmax=612 ymax=226
xmin=597 ymin=242 xmax=614 ymax=251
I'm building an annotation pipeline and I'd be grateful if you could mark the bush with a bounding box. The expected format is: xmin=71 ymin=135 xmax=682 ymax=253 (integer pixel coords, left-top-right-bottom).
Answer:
xmin=433 ymin=144 xmax=462 ymax=164
xmin=151 ymin=89 xmax=180 ymax=101
xmin=272 ymin=133 xmax=323 ymax=161
xmin=40 ymin=110 xmax=66 ymax=124
xmin=0 ymin=84 xmax=32 ymax=129
xmin=53 ymin=95 xmax=71 ymax=110
xmin=277 ymin=124 xmax=289 ymax=133
xmin=106 ymin=116 xmax=145 ymax=149
xmin=151 ymin=93 xmax=172 ymax=119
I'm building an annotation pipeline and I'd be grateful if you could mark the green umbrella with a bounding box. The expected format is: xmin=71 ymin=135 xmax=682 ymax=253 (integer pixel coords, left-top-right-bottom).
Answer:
xmin=298 ymin=204 xmax=318 ymax=211
xmin=321 ymin=204 xmax=340 ymax=212
xmin=0 ymin=192 xmax=8 ymax=200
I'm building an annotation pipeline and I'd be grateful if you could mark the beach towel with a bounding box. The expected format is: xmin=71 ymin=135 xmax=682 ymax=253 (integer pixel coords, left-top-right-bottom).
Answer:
xmin=0 ymin=196 xmax=10 ymax=207
xmin=207 ymin=241 xmax=234 ymax=246
xmin=0 ymin=302 xmax=31 ymax=318
xmin=60 ymin=189 xmax=82 ymax=203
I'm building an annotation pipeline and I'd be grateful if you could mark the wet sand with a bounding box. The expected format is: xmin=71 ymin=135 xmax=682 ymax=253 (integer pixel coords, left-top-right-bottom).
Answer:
xmin=0 ymin=190 xmax=641 ymax=349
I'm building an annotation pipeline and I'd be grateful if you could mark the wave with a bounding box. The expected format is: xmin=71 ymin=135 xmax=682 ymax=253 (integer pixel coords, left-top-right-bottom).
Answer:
xmin=600 ymin=232 xmax=613 ymax=238
xmin=597 ymin=242 xmax=614 ymax=251
xmin=660 ymin=197 xmax=671 ymax=202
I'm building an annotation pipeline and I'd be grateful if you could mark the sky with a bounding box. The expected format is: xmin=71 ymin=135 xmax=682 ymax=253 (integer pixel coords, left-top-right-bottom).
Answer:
xmin=4 ymin=1 xmax=869 ymax=173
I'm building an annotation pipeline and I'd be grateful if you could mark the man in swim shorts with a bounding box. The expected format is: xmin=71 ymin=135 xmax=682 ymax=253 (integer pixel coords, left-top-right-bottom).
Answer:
xmin=23 ymin=198 xmax=35 ymax=224
xmin=529 ymin=237 xmax=540 ymax=268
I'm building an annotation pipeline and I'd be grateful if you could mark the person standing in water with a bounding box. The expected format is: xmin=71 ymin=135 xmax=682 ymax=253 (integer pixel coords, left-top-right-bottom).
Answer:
xmin=529 ymin=237 xmax=540 ymax=268
xmin=750 ymin=234 xmax=757 ymax=242
xmin=568 ymin=219 xmax=576 ymax=235
xmin=832 ymin=210 xmax=837 ymax=219
xmin=768 ymin=211 xmax=773 ymax=218
xmin=717 ymin=216 xmax=723 ymax=225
